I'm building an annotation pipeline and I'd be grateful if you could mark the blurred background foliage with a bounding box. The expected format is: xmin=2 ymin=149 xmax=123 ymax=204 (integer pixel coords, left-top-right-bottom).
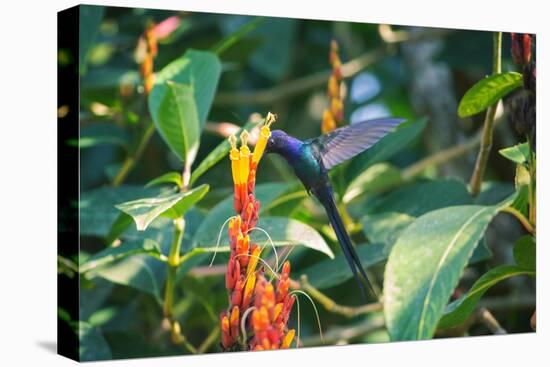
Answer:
xmin=57 ymin=5 xmax=535 ymax=361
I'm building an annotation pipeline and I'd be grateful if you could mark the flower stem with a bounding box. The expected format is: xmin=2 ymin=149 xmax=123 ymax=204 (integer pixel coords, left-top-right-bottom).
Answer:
xmin=469 ymin=32 xmax=502 ymax=196
xmin=163 ymin=217 xmax=185 ymax=318
xmin=502 ymin=206 xmax=534 ymax=234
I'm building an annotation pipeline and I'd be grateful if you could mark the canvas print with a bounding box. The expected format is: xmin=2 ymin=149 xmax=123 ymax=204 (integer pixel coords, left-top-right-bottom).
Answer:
xmin=57 ymin=4 xmax=536 ymax=361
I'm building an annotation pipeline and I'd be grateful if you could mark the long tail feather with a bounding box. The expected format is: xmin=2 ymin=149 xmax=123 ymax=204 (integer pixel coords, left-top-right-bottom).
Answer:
xmin=313 ymin=184 xmax=374 ymax=301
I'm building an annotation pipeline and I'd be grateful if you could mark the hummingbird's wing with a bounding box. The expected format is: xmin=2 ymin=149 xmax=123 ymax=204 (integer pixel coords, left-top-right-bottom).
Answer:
xmin=313 ymin=118 xmax=405 ymax=170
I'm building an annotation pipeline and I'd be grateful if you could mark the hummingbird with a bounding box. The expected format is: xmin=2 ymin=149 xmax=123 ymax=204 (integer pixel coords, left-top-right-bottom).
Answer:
xmin=265 ymin=117 xmax=405 ymax=299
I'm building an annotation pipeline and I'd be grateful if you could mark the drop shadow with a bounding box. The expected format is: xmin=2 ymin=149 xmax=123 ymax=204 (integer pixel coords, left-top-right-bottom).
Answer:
xmin=36 ymin=340 xmax=57 ymax=355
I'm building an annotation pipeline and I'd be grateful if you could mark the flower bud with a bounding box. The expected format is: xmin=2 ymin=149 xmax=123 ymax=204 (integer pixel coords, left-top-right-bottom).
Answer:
xmin=511 ymin=33 xmax=532 ymax=65
xmin=242 ymin=273 xmax=256 ymax=308
xmin=230 ymin=306 xmax=240 ymax=339
xmin=281 ymin=329 xmax=295 ymax=349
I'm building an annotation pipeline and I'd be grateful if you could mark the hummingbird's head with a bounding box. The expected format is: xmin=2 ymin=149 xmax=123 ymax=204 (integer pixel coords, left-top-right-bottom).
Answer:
xmin=265 ymin=129 xmax=289 ymax=155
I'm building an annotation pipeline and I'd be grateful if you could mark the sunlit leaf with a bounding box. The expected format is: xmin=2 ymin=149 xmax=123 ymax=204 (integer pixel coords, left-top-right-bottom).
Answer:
xmin=499 ymin=142 xmax=530 ymax=164
xmin=458 ymin=72 xmax=523 ymax=117
xmin=115 ymin=184 xmax=209 ymax=231
xmin=153 ymin=82 xmax=200 ymax=163
xmin=80 ymin=185 xmax=162 ymax=237
xmin=149 ymin=49 xmax=221 ymax=130
xmin=438 ymin=265 xmax=534 ymax=329
xmin=384 ymin=196 xmax=514 ymax=340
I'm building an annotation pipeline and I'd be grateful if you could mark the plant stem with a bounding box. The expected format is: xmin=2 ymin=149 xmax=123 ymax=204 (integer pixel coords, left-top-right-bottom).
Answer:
xmin=297 ymin=275 xmax=382 ymax=318
xmin=502 ymin=206 xmax=534 ymax=234
xmin=469 ymin=32 xmax=502 ymax=196
xmin=112 ymin=122 xmax=155 ymax=187
xmin=163 ymin=217 xmax=185 ymax=318
xmin=197 ymin=326 xmax=220 ymax=354
xmin=477 ymin=307 xmax=506 ymax=335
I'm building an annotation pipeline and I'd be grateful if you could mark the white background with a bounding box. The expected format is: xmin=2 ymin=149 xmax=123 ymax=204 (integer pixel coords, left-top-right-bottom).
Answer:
xmin=0 ymin=0 xmax=547 ymax=366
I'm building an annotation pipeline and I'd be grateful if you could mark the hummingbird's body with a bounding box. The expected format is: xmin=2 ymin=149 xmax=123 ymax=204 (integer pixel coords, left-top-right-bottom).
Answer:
xmin=265 ymin=118 xmax=404 ymax=299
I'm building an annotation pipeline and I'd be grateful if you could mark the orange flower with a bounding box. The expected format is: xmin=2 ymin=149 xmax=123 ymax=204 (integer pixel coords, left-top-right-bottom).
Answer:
xmin=322 ymin=39 xmax=345 ymax=133
xmin=220 ymin=113 xmax=295 ymax=351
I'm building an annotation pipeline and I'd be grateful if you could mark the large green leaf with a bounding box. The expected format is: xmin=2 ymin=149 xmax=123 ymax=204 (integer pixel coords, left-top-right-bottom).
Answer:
xmin=368 ymin=178 xmax=472 ymax=217
xmin=190 ymin=119 xmax=260 ymax=185
xmin=149 ymin=49 xmax=221 ymax=131
xmin=458 ymin=72 xmax=523 ymax=117
xmin=499 ymin=142 xmax=530 ymax=164
xmin=513 ymin=235 xmax=536 ymax=271
xmin=344 ymin=118 xmax=427 ymax=184
xmin=153 ymin=82 xmax=200 ymax=163
xmin=79 ymin=5 xmax=105 ymax=74
xmin=362 ymin=212 xmax=415 ymax=247
xmin=438 ymin=265 xmax=534 ymax=329
xmin=301 ymin=243 xmax=389 ymax=289
xmin=343 ymin=163 xmax=402 ymax=204
xmin=91 ymin=254 xmax=166 ymax=302
xmin=192 ymin=182 xmax=292 ymax=242
xmin=80 ymin=185 xmax=162 ymax=237
xmin=115 ymin=184 xmax=209 ymax=231
xmin=384 ymin=197 xmax=513 ymax=340
xmin=194 ymin=216 xmax=334 ymax=259
xmin=80 ymin=239 xmax=164 ymax=273
xmin=79 ymin=322 xmax=112 ymax=361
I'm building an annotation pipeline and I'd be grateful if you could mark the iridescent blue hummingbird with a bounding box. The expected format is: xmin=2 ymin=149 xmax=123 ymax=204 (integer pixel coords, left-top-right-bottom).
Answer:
xmin=265 ymin=118 xmax=405 ymax=299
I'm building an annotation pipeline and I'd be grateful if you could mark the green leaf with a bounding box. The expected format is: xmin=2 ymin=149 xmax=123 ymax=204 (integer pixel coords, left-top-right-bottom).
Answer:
xmin=193 ymin=182 xmax=292 ymax=241
xmin=513 ymin=235 xmax=536 ymax=271
xmin=80 ymin=185 xmax=162 ymax=237
xmin=369 ymin=178 xmax=472 ymax=217
xmin=194 ymin=216 xmax=334 ymax=259
xmin=344 ymin=118 xmax=427 ymax=184
xmin=362 ymin=212 xmax=415 ymax=247
xmin=79 ymin=322 xmax=112 ymax=361
xmin=79 ymin=5 xmax=105 ymax=74
xmin=384 ymin=197 xmax=513 ymax=340
xmin=149 ymin=49 xmax=221 ymax=131
xmin=362 ymin=212 xmax=491 ymax=264
xmin=190 ymin=119 xmax=260 ymax=185
xmin=80 ymin=239 xmax=164 ymax=273
xmin=115 ymin=184 xmax=209 ymax=231
xmin=145 ymin=171 xmax=183 ymax=189
xmin=343 ymin=163 xmax=402 ymax=204
xmin=458 ymin=72 xmax=523 ymax=117
xmin=499 ymin=142 xmax=530 ymax=164
xmin=438 ymin=265 xmax=534 ymax=329
xmin=105 ymin=213 xmax=133 ymax=245
xmin=91 ymin=254 xmax=166 ymax=301
xmin=302 ymin=243 xmax=389 ymax=289
xmin=154 ymin=82 xmax=200 ymax=163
